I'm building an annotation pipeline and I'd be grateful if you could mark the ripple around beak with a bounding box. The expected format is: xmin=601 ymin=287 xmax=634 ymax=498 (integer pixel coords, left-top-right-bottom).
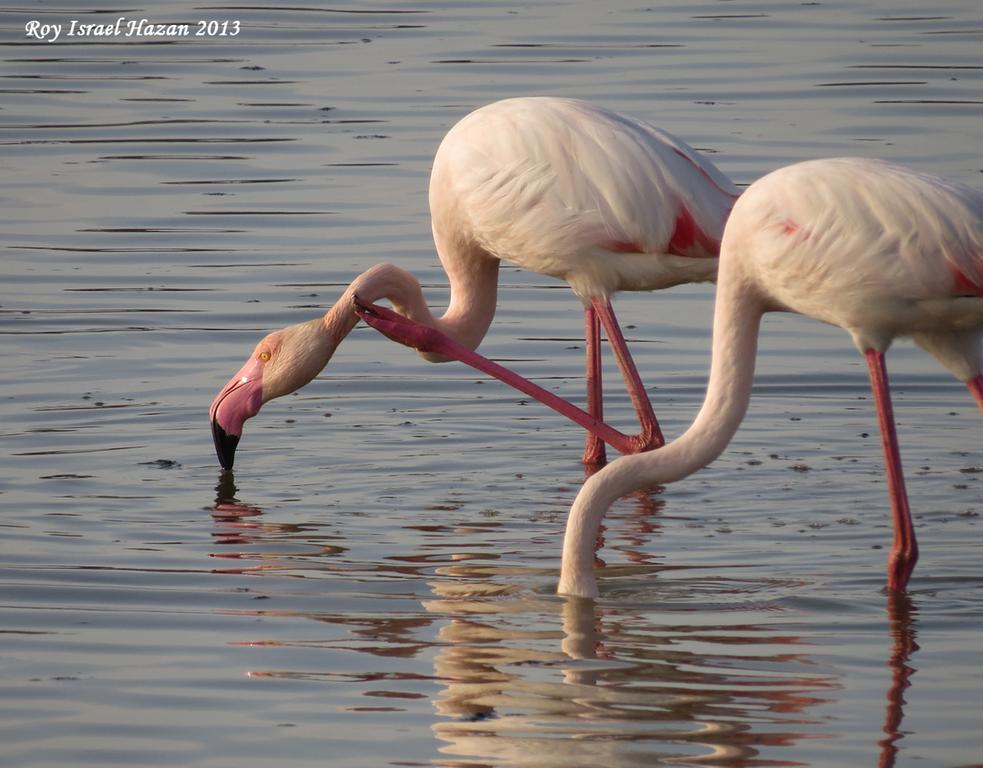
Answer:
xmin=211 ymin=419 xmax=240 ymax=470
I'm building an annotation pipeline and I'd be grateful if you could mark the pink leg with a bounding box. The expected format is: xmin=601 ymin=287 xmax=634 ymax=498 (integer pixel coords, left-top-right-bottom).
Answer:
xmin=583 ymin=305 xmax=607 ymax=465
xmin=592 ymin=298 xmax=665 ymax=452
xmin=966 ymin=373 xmax=983 ymax=413
xmin=353 ymin=296 xmax=643 ymax=455
xmin=865 ymin=349 xmax=918 ymax=592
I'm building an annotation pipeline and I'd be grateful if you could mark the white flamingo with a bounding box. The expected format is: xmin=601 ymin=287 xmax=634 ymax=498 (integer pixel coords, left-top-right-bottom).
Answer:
xmin=559 ymin=157 xmax=983 ymax=598
xmin=210 ymin=96 xmax=738 ymax=469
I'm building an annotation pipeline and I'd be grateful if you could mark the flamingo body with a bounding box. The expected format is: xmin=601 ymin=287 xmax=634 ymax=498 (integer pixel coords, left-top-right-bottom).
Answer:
xmin=741 ymin=158 xmax=983 ymax=355
xmin=430 ymin=97 xmax=733 ymax=300
xmin=211 ymin=97 xmax=738 ymax=468
xmin=560 ymin=157 xmax=983 ymax=598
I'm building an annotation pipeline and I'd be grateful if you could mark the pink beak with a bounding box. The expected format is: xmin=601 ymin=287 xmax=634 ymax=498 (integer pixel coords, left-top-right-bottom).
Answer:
xmin=209 ymin=356 xmax=265 ymax=469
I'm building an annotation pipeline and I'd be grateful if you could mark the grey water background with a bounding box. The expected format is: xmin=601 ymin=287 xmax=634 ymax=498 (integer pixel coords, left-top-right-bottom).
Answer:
xmin=2 ymin=1 xmax=982 ymax=766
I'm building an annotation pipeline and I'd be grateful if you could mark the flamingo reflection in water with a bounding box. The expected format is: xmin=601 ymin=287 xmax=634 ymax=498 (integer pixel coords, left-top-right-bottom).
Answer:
xmin=209 ymin=483 xmax=917 ymax=766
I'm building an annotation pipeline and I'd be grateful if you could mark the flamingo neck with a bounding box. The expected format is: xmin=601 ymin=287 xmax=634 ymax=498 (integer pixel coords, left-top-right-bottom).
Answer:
xmin=293 ymin=263 xmax=441 ymax=391
xmin=558 ymin=275 xmax=763 ymax=598
xmin=331 ymin=259 xmax=498 ymax=362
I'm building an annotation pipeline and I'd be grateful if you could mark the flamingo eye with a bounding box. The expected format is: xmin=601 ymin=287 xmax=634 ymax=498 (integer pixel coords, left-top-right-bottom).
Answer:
xmin=259 ymin=350 xmax=272 ymax=362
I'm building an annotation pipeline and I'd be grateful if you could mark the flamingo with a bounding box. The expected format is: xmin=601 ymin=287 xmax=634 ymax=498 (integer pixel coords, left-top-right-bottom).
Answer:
xmin=559 ymin=157 xmax=983 ymax=599
xmin=210 ymin=96 xmax=738 ymax=469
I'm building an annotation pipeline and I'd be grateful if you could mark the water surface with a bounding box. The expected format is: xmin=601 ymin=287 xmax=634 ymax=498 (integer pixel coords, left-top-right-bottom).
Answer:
xmin=2 ymin=2 xmax=982 ymax=766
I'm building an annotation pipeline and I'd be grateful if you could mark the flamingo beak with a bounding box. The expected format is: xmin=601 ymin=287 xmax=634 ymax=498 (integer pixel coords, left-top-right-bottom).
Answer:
xmin=209 ymin=357 xmax=265 ymax=469
xmin=211 ymin=420 xmax=240 ymax=471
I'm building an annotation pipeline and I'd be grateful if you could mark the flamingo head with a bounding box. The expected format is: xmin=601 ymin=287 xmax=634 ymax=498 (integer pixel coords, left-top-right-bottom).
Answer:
xmin=209 ymin=319 xmax=336 ymax=469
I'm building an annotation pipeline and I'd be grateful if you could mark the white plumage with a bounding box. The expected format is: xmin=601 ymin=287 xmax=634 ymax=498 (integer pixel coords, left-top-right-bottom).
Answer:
xmin=434 ymin=97 xmax=737 ymax=298
xmin=560 ymin=157 xmax=983 ymax=598
xmin=211 ymin=97 xmax=738 ymax=468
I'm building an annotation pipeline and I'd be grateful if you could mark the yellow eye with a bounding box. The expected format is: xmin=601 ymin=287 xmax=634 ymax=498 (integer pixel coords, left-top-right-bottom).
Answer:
xmin=259 ymin=350 xmax=272 ymax=362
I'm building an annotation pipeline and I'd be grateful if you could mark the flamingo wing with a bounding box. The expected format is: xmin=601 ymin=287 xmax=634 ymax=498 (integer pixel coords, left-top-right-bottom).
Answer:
xmin=433 ymin=97 xmax=736 ymax=295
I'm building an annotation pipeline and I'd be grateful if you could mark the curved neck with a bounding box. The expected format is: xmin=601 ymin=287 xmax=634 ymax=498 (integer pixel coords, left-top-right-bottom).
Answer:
xmin=558 ymin=275 xmax=764 ymax=598
xmin=325 ymin=258 xmax=499 ymax=361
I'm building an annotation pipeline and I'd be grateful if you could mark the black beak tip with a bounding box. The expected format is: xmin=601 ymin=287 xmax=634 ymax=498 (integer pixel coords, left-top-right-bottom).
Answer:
xmin=211 ymin=420 xmax=240 ymax=470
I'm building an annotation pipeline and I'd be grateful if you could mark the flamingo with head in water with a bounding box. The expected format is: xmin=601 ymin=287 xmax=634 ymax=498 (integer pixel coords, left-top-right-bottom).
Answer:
xmin=209 ymin=96 xmax=738 ymax=469
xmin=559 ymin=156 xmax=983 ymax=598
